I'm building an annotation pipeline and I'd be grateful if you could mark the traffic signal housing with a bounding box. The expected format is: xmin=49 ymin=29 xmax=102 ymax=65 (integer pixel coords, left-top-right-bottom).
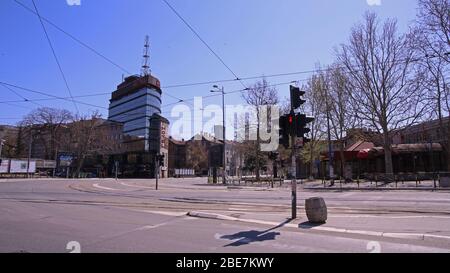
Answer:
xmin=290 ymin=85 xmax=306 ymax=110
xmin=294 ymin=114 xmax=314 ymax=146
xmin=279 ymin=86 xmax=314 ymax=149
xmin=156 ymin=154 xmax=165 ymax=167
xmin=295 ymin=114 xmax=314 ymax=137
xmin=279 ymin=113 xmax=314 ymax=149
xmin=279 ymin=114 xmax=291 ymax=149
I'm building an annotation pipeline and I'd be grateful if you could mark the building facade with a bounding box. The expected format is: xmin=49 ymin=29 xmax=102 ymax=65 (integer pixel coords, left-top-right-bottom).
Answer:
xmin=108 ymin=75 xmax=162 ymax=152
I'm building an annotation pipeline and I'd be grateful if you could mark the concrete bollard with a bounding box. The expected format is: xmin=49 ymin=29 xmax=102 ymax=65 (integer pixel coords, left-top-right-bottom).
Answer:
xmin=305 ymin=197 xmax=327 ymax=224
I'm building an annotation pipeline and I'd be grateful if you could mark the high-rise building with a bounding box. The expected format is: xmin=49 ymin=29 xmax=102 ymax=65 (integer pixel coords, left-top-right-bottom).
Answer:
xmin=108 ymin=74 xmax=162 ymax=152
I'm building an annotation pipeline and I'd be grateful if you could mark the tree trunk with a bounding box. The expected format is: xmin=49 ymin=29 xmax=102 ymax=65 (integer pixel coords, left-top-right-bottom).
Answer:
xmin=75 ymin=154 xmax=85 ymax=178
xmin=339 ymin=145 xmax=346 ymax=180
xmin=447 ymin=122 xmax=450 ymax=171
xmin=383 ymin=137 xmax=394 ymax=176
xmin=309 ymin=143 xmax=314 ymax=179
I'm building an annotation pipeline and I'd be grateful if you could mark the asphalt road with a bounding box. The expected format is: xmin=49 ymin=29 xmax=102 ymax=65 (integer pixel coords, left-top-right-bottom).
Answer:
xmin=1 ymin=178 xmax=450 ymax=253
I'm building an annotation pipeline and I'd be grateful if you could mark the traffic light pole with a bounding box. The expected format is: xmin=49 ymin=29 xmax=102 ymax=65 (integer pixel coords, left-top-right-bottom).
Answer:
xmin=285 ymin=85 xmax=314 ymax=220
xmin=290 ymin=110 xmax=297 ymax=219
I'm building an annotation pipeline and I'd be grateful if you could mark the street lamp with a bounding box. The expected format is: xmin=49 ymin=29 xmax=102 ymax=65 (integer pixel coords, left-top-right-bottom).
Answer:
xmin=211 ymin=85 xmax=226 ymax=185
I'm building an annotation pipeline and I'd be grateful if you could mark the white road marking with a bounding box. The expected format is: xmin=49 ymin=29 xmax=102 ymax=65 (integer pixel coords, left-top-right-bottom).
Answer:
xmin=93 ymin=183 xmax=120 ymax=191
xmin=132 ymin=209 xmax=188 ymax=217
xmin=329 ymin=215 xmax=450 ymax=219
xmin=119 ymin=182 xmax=154 ymax=189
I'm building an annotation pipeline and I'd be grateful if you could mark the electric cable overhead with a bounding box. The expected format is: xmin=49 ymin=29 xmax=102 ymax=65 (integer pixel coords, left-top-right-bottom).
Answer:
xmin=162 ymin=0 xmax=248 ymax=90
xmin=0 ymin=52 xmax=444 ymax=111
xmin=13 ymin=0 xmax=132 ymax=75
xmin=31 ymin=0 xmax=79 ymax=114
xmin=1 ymin=82 xmax=44 ymax=108
xmin=14 ymin=0 xmax=187 ymax=107
xmin=0 ymin=81 xmax=108 ymax=110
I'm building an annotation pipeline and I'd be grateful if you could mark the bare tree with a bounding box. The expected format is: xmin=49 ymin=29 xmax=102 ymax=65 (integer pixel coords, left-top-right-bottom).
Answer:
xmin=242 ymin=77 xmax=278 ymax=181
xmin=413 ymin=0 xmax=450 ymax=170
xmin=186 ymin=140 xmax=208 ymax=173
xmin=69 ymin=111 xmax=103 ymax=177
xmin=299 ymin=75 xmax=327 ymax=179
xmin=336 ymin=12 xmax=426 ymax=177
xmin=20 ymin=107 xmax=72 ymax=160
xmin=417 ymin=0 xmax=450 ymax=53
xmin=324 ymin=65 xmax=359 ymax=179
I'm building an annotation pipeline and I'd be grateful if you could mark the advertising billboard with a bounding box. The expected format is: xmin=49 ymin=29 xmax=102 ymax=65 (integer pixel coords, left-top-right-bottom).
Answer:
xmin=58 ymin=153 xmax=75 ymax=167
xmin=0 ymin=159 xmax=9 ymax=173
xmin=10 ymin=160 xmax=36 ymax=173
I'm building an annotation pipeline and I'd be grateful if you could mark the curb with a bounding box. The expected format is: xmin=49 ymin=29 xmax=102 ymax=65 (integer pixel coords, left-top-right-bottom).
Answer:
xmin=186 ymin=211 xmax=236 ymax=221
xmin=187 ymin=211 xmax=450 ymax=242
xmin=304 ymin=187 xmax=450 ymax=192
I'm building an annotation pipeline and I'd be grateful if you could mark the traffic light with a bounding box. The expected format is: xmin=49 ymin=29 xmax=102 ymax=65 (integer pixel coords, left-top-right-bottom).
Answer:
xmin=280 ymin=86 xmax=314 ymax=150
xmin=156 ymin=154 xmax=165 ymax=167
xmin=290 ymin=85 xmax=306 ymax=110
xmin=294 ymin=114 xmax=314 ymax=145
xmin=279 ymin=114 xmax=291 ymax=149
xmin=295 ymin=114 xmax=314 ymax=137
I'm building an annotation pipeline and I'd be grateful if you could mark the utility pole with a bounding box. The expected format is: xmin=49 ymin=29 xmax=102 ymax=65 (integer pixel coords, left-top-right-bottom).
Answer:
xmin=280 ymin=85 xmax=314 ymax=219
xmin=211 ymin=85 xmax=226 ymax=185
xmin=114 ymin=160 xmax=119 ymax=181
xmin=27 ymin=130 xmax=33 ymax=179
xmin=290 ymin=110 xmax=297 ymax=219
xmin=155 ymin=154 xmax=159 ymax=190
xmin=53 ymin=147 xmax=58 ymax=178
xmin=325 ymin=88 xmax=334 ymax=186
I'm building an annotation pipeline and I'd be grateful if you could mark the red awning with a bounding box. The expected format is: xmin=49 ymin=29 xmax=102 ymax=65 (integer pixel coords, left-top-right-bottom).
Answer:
xmin=357 ymin=149 xmax=370 ymax=159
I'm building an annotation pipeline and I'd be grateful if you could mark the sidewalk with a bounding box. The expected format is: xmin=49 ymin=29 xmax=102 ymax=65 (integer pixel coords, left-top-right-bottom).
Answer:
xmin=187 ymin=206 xmax=450 ymax=243
xmin=300 ymin=179 xmax=449 ymax=191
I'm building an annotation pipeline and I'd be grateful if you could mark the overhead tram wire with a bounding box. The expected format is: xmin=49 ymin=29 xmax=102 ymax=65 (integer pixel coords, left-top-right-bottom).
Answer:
xmin=162 ymin=0 xmax=248 ymax=90
xmin=159 ymin=80 xmax=299 ymax=113
xmin=31 ymin=0 xmax=79 ymax=114
xmin=0 ymin=81 xmax=193 ymax=123
xmin=12 ymin=0 xmax=449 ymax=107
xmin=0 ymin=81 xmax=108 ymax=110
xmin=14 ymin=0 xmax=187 ymax=107
xmin=1 ymin=82 xmax=44 ymax=108
xmin=1 ymin=52 xmax=443 ymax=111
xmin=0 ymin=79 xmax=296 ymax=120
xmin=13 ymin=0 xmax=131 ymax=75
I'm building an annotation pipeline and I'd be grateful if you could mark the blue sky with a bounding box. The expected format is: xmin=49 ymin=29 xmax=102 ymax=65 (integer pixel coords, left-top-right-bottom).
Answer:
xmin=0 ymin=0 xmax=419 ymax=136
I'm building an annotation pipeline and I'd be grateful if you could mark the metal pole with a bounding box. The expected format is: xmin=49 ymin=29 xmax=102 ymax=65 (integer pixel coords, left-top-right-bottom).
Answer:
xmin=289 ymin=107 xmax=297 ymax=219
xmin=155 ymin=154 xmax=159 ymax=190
xmin=430 ymin=139 xmax=436 ymax=188
xmin=222 ymin=87 xmax=226 ymax=185
xmin=325 ymin=90 xmax=334 ymax=186
xmin=53 ymin=148 xmax=58 ymax=178
xmin=27 ymin=131 xmax=33 ymax=179
xmin=115 ymin=161 xmax=118 ymax=181
xmin=271 ymin=160 xmax=275 ymax=189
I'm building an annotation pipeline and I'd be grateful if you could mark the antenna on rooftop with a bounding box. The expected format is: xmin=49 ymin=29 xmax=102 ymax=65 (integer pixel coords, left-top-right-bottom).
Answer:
xmin=141 ymin=35 xmax=151 ymax=76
